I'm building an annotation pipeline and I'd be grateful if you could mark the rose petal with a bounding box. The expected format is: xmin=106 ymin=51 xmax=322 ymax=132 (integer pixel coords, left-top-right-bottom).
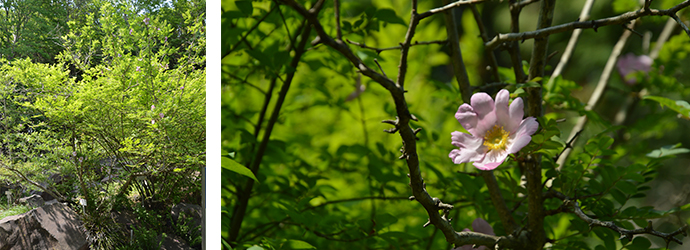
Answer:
xmin=507 ymin=134 xmax=531 ymax=154
xmin=516 ymin=117 xmax=539 ymax=137
xmin=449 ymin=147 xmax=484 ymax=164
xmin=470 ymin=92 xmax=496 ymax=137
xmin=455 ymin=104 xmax=479 ymax=135
xmin=494 ymin=89 xmax=511 ymax=130
xmin=451 ymin=131 xmax=483 ymax=149
xmin=473 ymin=149 xmax=508 ymax=170
xmin=507 ymin=97 xmax=524 ymax=133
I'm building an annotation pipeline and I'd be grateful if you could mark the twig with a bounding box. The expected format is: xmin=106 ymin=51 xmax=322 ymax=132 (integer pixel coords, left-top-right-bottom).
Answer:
xmin=556 ymin=20 xmax=637 ymax=169
xmin=516 ymin=0 xmax=540 ymax=8
xmin=670 ymin=13 xmax=690 ymax=37
xmin=227 ymin=17 xmax=313 ymax=244
xmin=524 ymin=1 xmax=555 ymax=249
xmin=442 ymin=0 xmax=472 ymax=103
xmin=334 ymin=0 xmax=342 ymax=40
xmin=396 ymin=0 xmax=421 ymax=89
xmin=223 ymin=5 xmax=277 ymax=58
xmin=507 ymin=0 xmax=527 ymax=83
xmin=469 ymin=4 xmax=500 ymax=83
xmin=486 ymin=1 xmax=690 ymax=50
xmin=418 ymin=0 xmax=487 ymax=20
xmin=650 ymin=18 xmax=677 ymax=59
xmin=374 ymin=59 xmax=387 ymax=78
xmin=545 ymin=0 xmax=595 ymax=91
xmin=552 ymin=191 xmax=688 ymax=246
xmin=346 ymin=39 xmax=448 ymax=54
xmin=481 ymin=171 xmax=517 ymax=233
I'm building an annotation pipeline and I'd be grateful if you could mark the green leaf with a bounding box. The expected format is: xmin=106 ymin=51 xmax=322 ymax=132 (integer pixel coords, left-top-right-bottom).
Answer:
xmin=616 ymin=180 xmax=637 ymax=195
xmin=643 ymin=95 xmax=690 ymax=119
xmin=282 ymin=240 xmax=316 ymax=250
xmin=646 ymin=143 xmax=690 ymax=158
xmin=247 ymin=246 xmax=264 ymax=250
xmin=235 ymin=1 xmax=253 ymax=16
xmin=627 ymin=236 xmax=651 ymax=250
xmin=375 ymin=8 xmax=406 ymax=26
xmin=221 ymin=157 xmax=258 ymax=182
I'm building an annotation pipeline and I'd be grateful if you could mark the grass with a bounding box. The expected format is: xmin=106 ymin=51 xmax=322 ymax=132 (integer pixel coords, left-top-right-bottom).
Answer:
xmin=0 ymin=197 xmax=33 ymax=220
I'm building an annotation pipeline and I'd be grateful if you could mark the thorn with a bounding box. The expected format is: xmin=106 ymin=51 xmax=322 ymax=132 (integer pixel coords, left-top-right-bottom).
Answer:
xmin=399 ymin=154 xmax=406 ymax=159
xmin=423 ymin=220 xmax=431 ymax=228
xmin=410 ymin=114 xmax=418 ymax=121
xmin=407 ymin=173 xmax=411 ymax=178
xmin=384 ymin=128 xmax=398 ymax=133
xmin=409 ymin=196 xmax=415 ymax=200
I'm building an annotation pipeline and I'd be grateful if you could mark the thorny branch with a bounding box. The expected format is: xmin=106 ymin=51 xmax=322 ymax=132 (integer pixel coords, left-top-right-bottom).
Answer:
xmin=550 ymin=191 xmax=688 ymax=246
xmin=486 ymin=1 xmax=690 ymax=50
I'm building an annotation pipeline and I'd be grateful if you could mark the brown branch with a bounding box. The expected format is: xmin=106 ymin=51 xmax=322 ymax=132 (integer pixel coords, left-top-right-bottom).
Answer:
xmin=522 ymin=1 xmax=555 ymax=249
xmin=3 ymin=165 xmax=66 ymax=202
xmin=418 ymin=0 xmax=487 ymax=20
xmin=442 ymin=0 xmax=471 ymax=103
xmin=345 ymin=39 xmax=448 ymax=54
xmin=486 ymin=1 xmax=690 ymax=50
xmin=482 ymin=171 xmax=517 ymax=233
xmin=334 ymin=0 xmax=342 ymax=40
xmin=396 ymin=0 xmax=420 ymax=89
xmin=280 ymin=0 xmax=398 ymax=93
xmin=469 ymin=4 xmax=500 ymax=83
xmin=507 ymin=0 xmax=527 ymax=83
xmin=545 ymin=0 xmax=595 ymax=90
xmin=552 ymin=191 xmax=688 ymax=246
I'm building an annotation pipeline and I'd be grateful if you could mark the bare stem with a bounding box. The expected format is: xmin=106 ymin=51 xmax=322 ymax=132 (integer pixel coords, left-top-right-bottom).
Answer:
xmin=545 ymin=0 xmax=595 ymax=90
xmin=556 ymin=20 xmax=636 ymax=169
xmin=442 ymin=0 xmax=471 ymax=103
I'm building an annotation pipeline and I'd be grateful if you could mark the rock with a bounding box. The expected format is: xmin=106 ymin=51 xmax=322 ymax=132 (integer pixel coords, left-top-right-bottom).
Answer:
xmin=158 ymin=233 xmax=195 ymax=250
xmin=18 ymin=194 xmax=45 ymax=208
xmin=0 ymin=202 xmax=88 ymax=250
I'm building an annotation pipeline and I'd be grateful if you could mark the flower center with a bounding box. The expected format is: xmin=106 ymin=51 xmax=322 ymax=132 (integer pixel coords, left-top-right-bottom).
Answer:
xmin=483 ymin=125 xmax=509 ymax=151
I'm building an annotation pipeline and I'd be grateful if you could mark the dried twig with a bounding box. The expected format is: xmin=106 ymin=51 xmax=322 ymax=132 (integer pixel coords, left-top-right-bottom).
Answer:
xmin=556 ymin=20 xmax=637 ymax=169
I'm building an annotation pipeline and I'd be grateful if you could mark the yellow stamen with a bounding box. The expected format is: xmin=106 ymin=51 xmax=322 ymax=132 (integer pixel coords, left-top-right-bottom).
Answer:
xmin=483 ymin=125 xmax=509 ymax=151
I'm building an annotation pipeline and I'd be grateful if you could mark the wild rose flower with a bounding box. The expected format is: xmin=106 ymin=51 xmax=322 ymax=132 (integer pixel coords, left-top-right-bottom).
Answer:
xmin=616 ymin=53 xmax=652 ymax=85
xmin=143 ymin=17 xmax=150 ymax=25
xmin=449 ymin=89 xmax=538 ymax=171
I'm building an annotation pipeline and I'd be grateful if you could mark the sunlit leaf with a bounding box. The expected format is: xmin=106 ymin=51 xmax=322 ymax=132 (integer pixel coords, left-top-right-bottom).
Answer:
xmin=646 ymin=143 xmax=690 ymax=158
xmin=643 ymin=95 xmax=690 ymax=119
xmin=221 ymin=157 xmax=258 ymax=182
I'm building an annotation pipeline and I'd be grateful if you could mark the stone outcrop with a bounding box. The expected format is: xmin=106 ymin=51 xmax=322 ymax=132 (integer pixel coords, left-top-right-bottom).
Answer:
xmin=0 ymin=202 xmax=88 ymax=250
xmin=18 ymin=194 xmax=45 ymax=208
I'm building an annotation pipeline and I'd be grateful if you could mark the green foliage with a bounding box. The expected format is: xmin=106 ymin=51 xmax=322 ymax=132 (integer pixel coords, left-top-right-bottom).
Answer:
xmin=0 ymin=0 xmax=204 ymax=249
xmin=224 ymin=0 xmax=690 ymax=249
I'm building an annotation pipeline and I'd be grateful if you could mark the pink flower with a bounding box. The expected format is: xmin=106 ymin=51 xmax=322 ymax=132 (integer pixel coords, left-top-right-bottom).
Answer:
xmin=159 ymin=113 xmax=164 ymax=119
xmin=453 ymin=218 xmax=495 ymax=250
xmin=616 ymin=53 xmax=652 ymax=85
xmin=143 ymin=17 xmax=150 ymax=25
xmin=449 ymin=89 xmax=538 ymax=170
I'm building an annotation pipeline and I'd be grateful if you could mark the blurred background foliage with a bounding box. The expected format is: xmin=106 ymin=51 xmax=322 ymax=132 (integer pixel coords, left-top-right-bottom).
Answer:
xmin=223 ymin=0 xmax=690 ymax=249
